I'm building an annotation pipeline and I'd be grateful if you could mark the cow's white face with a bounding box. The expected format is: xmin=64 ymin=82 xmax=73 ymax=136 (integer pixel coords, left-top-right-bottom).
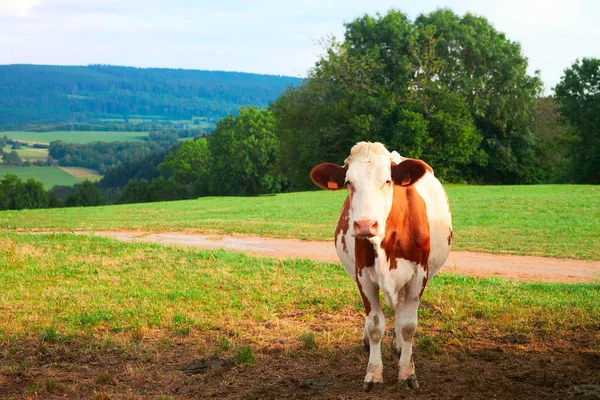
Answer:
xmin=310 ymin=142 xmax=431 ymax=240
xmin=344 ymin=158 xmax=393 ymax=238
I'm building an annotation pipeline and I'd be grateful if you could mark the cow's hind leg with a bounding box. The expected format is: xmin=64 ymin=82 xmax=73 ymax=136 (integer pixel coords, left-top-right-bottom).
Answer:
xmin=357 ymin=275 xmax=385 ymax=392
xmin=394 ymin=282 xmax=421 ymax=390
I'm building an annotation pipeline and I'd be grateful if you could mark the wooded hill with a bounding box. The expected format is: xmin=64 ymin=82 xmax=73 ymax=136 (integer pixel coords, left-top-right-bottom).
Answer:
xmin=0 ymin=64 xmax=301 ymax=129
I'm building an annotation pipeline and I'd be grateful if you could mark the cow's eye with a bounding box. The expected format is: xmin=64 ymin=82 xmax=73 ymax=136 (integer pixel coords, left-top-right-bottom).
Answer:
xmin=386 ymin=180 xmax=392 ymax=184
xmin=345 ymin=181 xmax=352 ymax=188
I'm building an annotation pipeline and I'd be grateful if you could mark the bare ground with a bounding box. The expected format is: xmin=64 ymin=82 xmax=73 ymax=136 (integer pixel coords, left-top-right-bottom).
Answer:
xmin=1 ymin=329 xmax=599 ymax=399
xmin=88 ymin=231 xmax=600 ymax=283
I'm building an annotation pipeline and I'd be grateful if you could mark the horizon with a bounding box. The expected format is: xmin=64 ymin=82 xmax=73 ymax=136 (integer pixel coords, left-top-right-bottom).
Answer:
xmin=0 ymin=62 xmax=303 ymax=78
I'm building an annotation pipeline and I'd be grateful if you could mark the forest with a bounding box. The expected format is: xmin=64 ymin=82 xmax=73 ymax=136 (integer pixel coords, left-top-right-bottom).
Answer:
xmin=0 ymin=64 xmax=301 ymax=129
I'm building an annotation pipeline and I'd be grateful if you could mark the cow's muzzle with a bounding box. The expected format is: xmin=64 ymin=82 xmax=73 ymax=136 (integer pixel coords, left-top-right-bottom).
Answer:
xmin=353 ymin=219 xmax=379 ymax=237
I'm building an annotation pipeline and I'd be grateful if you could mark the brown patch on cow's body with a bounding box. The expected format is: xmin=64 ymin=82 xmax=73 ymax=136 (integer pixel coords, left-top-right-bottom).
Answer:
xmin=354 ymin=222 xmax=376 ymax=316
xmin=401 ymin=322 xmax=417 ymax=341
xmin=356 ymin=275 xmax=371 ymax=315
xmin=334 ymin=197 xmax=350 ymax=253
xmin=355 ymin=238 xmax=375 ymax=276
xmin=381 ymin=185 xmax=430 ymax=289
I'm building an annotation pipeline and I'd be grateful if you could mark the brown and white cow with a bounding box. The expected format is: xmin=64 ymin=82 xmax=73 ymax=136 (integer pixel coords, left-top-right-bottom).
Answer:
xmin=310 ymin=142 xmax=452 ymax=391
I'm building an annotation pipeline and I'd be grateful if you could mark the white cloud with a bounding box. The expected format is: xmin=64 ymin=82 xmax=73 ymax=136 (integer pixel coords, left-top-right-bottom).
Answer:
xmin=0 ymin=0 xmax=42 ymax=16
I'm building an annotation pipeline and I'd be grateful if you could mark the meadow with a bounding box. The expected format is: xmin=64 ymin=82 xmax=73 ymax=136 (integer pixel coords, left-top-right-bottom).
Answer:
xmin=3 ymin=130 xmax=148 ymax=144
xmin=0 ymin=166 xmax=86 ymax=188
xmin=0 ymin=232 xmax=598 ymax=398
xmin=0 ymin=184 xmax=598 ymax=398
xmin=14 ymin=147 xmax=49 ymax=161
xmin=1 ymin=184 xmax=598 ymax=259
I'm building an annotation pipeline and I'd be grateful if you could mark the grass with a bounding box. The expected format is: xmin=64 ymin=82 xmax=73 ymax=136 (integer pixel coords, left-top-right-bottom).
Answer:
xmin=0 ymin=185 xmax=598 ymax=259
xmin=0 ymin=232 xmax=597 ymax=347
xmin=3 ymin=130 xmax=148 ymax=144
xmin=0 ymin=166 xmax=87 ymax=188
xmin=14 ymin=147 xmax=49 ymax=161
xmin=0 ymin=232 xmax=598 ymax=398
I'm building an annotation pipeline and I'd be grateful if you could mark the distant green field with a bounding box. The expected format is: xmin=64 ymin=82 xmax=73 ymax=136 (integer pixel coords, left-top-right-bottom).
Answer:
xmin=99 ymin=116 xmax=215 ymax=130
xmin=15 ymin=147 xmax=49 ymax=161
xmin=2 ymin=130 xmax=148 ymax=144
xmin=1 ymin=185 xmax=598 ymax=260
xmin=0 ymin=166 xmax=85 ymax=188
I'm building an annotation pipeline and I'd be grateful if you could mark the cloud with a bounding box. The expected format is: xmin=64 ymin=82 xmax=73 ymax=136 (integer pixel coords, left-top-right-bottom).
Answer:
xmin=0 ymin=0 xmax=42 ymax=16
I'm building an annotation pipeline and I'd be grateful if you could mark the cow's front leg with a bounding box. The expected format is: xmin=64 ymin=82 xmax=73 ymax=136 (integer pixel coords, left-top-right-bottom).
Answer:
xmin=357 ymin=274 xmax=385 ymax=392
xmin=394 ymin=287 xmax=420 ymax=390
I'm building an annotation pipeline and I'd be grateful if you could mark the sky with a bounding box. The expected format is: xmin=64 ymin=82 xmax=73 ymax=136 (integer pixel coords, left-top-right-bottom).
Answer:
xmin=0 ymin=0 xmax=599 ymax=92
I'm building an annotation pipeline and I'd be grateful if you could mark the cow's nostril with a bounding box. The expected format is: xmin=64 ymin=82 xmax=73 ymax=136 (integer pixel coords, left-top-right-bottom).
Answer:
xmin=371 ymin=221 xmax=378 ymax=231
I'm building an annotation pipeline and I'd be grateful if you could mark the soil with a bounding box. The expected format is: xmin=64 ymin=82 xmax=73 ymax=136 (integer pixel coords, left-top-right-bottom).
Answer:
xmin=1 ymin=336 xmax=599 ymax=399
xmin=88 ymin=231 xmax=600 ymax=283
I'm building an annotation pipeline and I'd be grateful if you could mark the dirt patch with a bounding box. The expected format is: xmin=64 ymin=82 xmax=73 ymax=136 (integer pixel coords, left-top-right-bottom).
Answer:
xmin=1 ymin=336 xmax=598 ymax=399
xmin=86 ymin=231 xmax=600 ymax=283
xmin=57 ymin=166 xmax=102 ymax=180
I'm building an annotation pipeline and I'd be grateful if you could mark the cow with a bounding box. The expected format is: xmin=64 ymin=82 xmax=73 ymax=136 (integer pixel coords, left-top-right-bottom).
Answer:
xmin=310 ymin=141 xmax=452 ymax=391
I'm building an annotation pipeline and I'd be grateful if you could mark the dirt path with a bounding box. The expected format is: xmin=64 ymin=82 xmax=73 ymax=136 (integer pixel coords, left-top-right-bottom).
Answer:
xmin=88 ymin=231 xmax=600 ymax=283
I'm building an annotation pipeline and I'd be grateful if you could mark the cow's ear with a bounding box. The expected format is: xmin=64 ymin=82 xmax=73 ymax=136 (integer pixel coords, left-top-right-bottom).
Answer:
xmin=310 ymin=163 xmax=347 ymax=190
xmin=391 ymin=159 xmax=432 ymax=186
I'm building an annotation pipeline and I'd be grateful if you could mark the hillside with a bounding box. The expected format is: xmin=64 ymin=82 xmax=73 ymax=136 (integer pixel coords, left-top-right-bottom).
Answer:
xmin=0 ymin=64 xmax=301 ymax=129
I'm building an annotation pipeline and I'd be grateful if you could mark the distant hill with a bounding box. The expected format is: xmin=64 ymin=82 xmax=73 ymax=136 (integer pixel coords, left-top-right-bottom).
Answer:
xmin=0 ymin=64 xmax=302 ymax=129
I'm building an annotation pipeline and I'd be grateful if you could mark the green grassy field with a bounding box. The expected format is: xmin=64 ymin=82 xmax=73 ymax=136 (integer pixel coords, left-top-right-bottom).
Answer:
xmin=0 ymin=232 xmax=598 ymax=398
xmin=3 ymin=130 xmax=148 ymax=144
xmin=14 ymin=147 xmax=49 ymax=161
xmin=1 ymin=185 xmax=598 ymax=259
xmin=0 ymin=166 xmax=86 ymax=188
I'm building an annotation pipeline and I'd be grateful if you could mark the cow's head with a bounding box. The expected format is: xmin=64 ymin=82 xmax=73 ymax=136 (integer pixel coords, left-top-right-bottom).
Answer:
xmin=310 ymin=142 xmax=430 ymax=239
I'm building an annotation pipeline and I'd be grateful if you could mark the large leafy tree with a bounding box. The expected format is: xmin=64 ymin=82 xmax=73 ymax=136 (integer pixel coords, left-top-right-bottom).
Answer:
xmin=273 ymin=8 xmax=542 ymax=188
xmin=158 ymin=138 xmax=210 ymax=187
xmin=0 ymin=174 xmax=49 ymax=210
xmin=554 ymin=58 xmax=600 ymax=183
xmin=530 ymin=97 xmax=576 ymax=182
xmin=208 ymin=107 xmax=281 ymax=196
xmin=65 ymin=181 xmax=104 ymax=207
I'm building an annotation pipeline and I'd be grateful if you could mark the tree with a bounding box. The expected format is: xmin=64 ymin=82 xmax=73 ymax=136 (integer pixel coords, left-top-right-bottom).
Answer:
xmin=272 ymin=8 xmax=542 ymax=188
xmin=158 ymin=138 xmax=210 ymax=188
xmin=208 ymin=107 xmax=281 ymax=196
xmin=1 ymin=150 xmax=22 ymax=166
xmin=0 ymin=174 xmax=21 ymax=210
xmin=554 ymin=58 xmax=600 ymax=183
xmin=530 ymin=97 xmax=576 ymax=182
xmin=149 ymin=176 xmax=185 ymax=201
xmin=65 ymin=181 xmax=104 ymax=207
xmin=119 ymin=179 xmax=152 ymax=204
xmin=0 ymin=174 xmax=48 ymax=210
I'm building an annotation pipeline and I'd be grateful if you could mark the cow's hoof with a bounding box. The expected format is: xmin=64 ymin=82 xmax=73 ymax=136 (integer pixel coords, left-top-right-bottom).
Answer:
xmin=398 ymin=374 xmax=419 ymax=390
xmin=363 ymin=381 xmax=383 ymax=392
xmin=360 ymin=337 xmax=369 ymax=353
